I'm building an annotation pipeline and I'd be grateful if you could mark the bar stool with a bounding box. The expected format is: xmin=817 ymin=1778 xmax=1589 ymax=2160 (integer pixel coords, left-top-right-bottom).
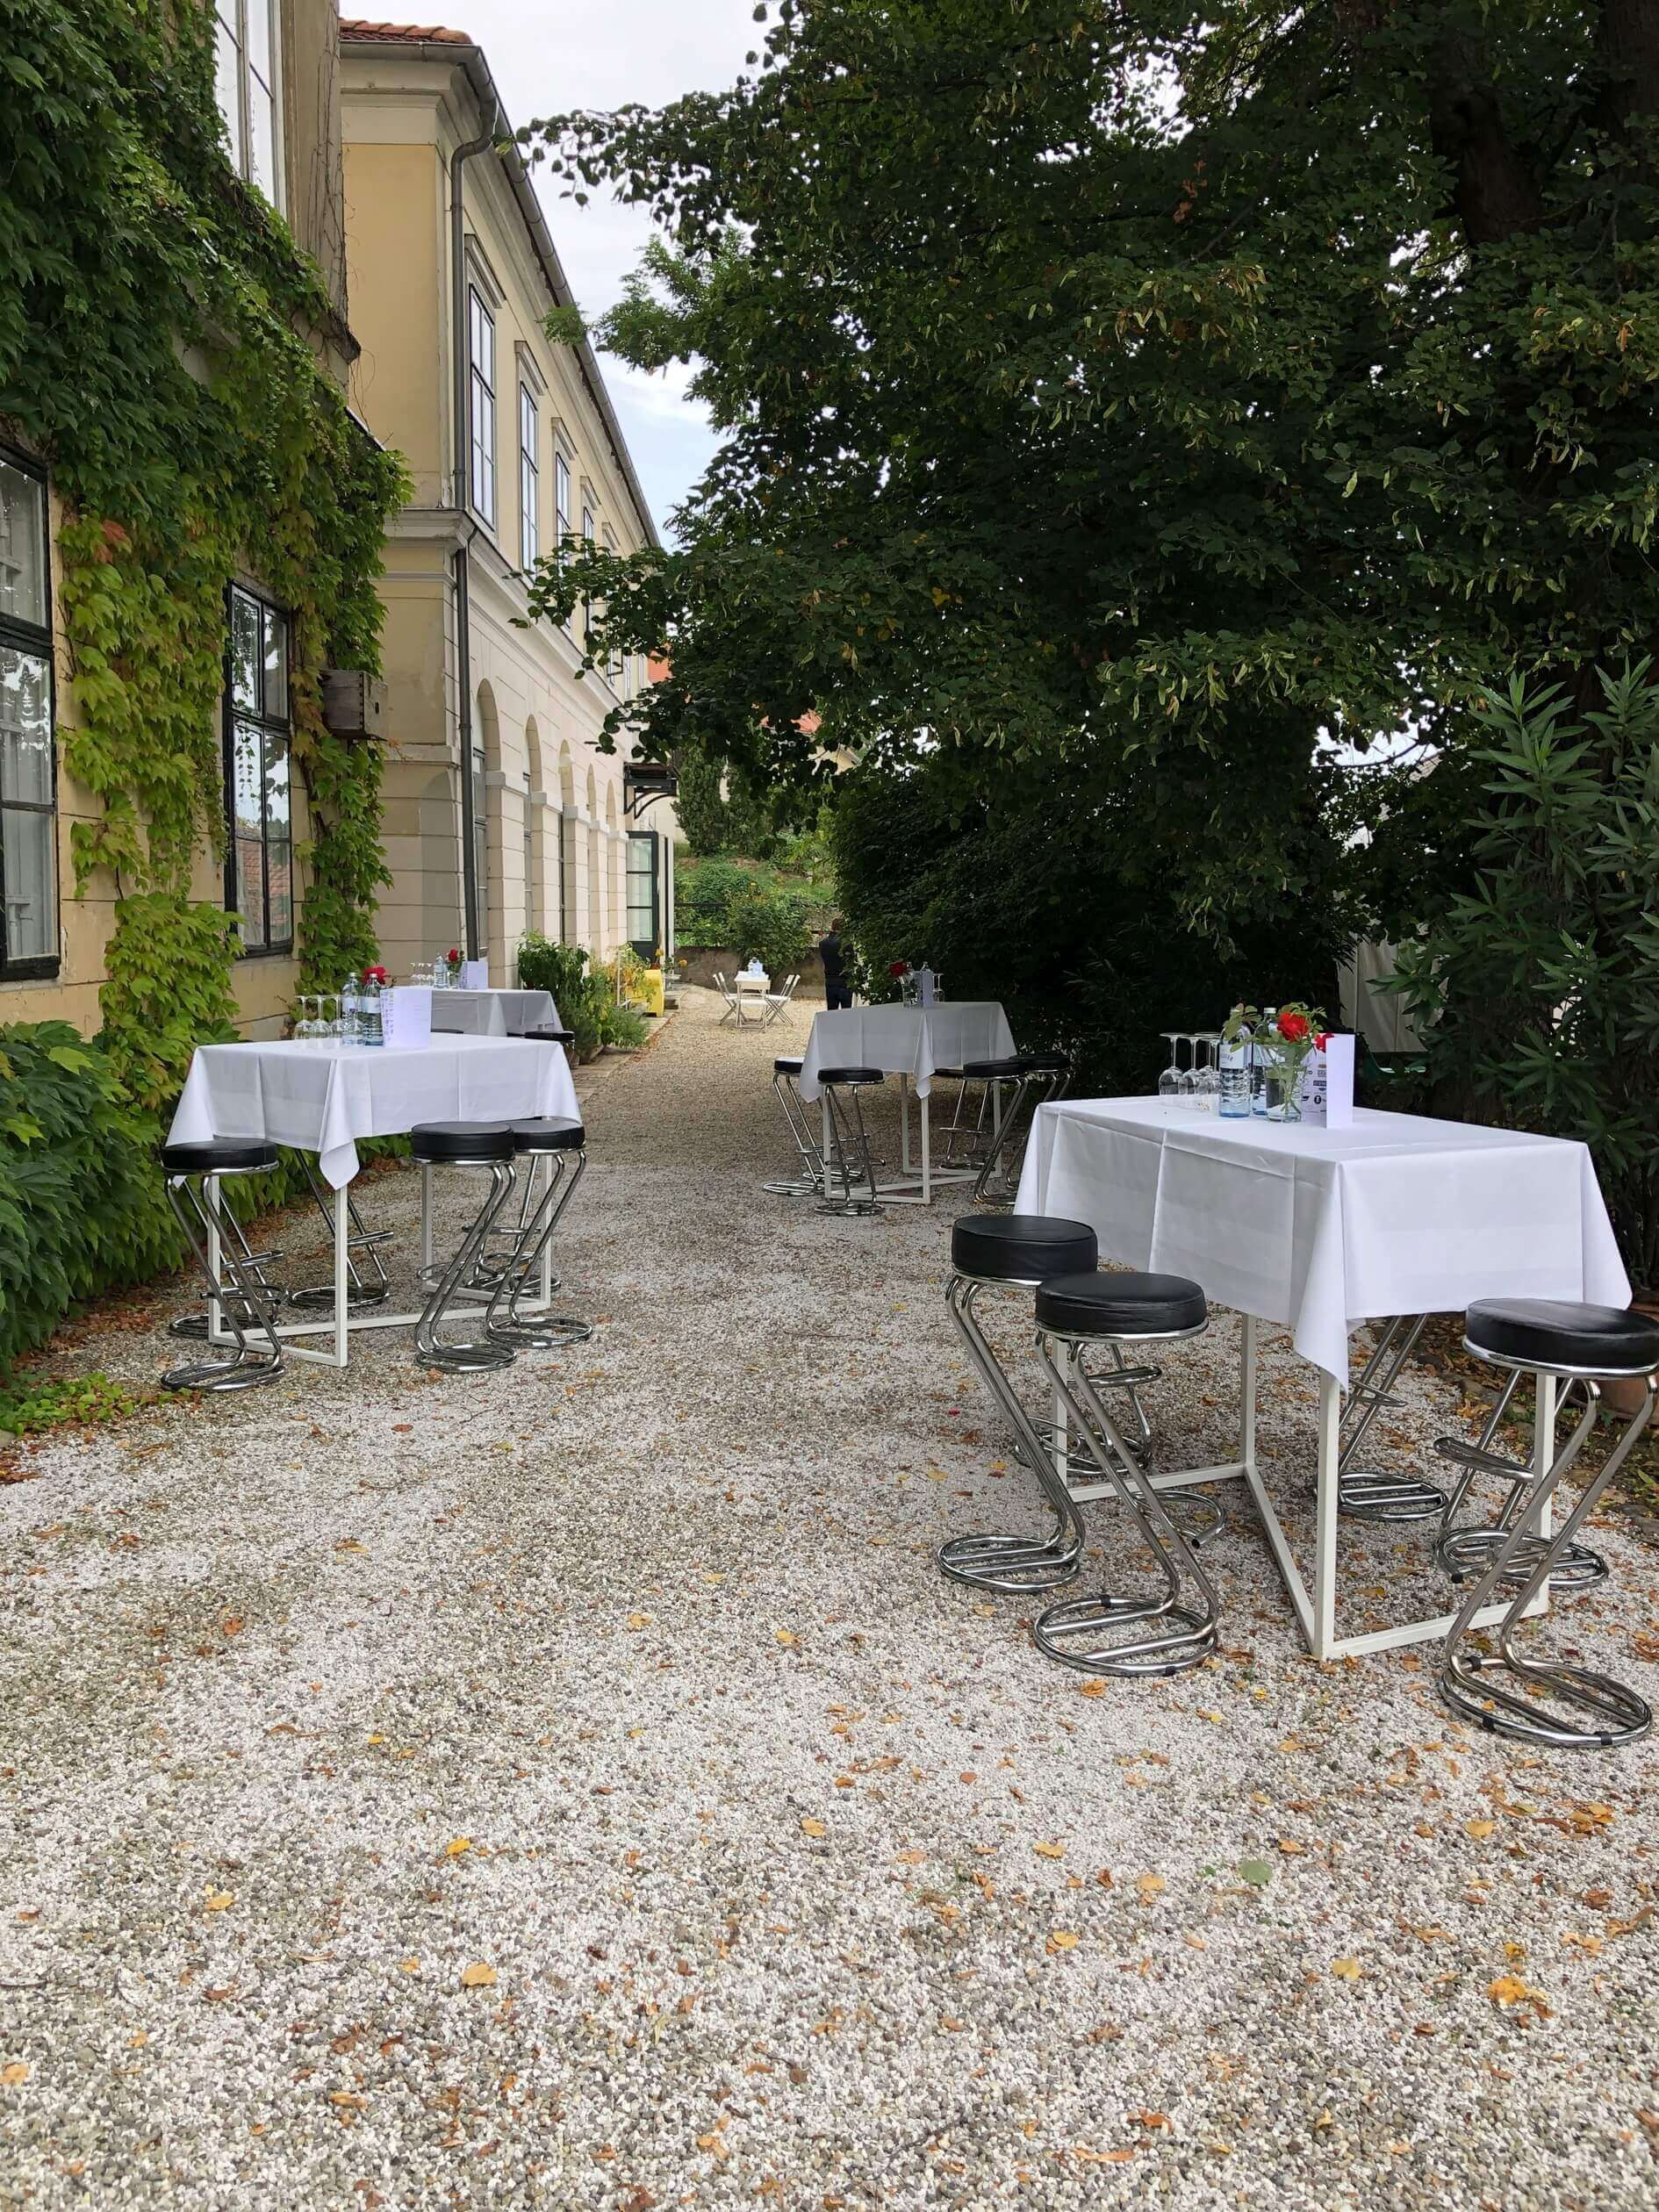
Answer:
xmin=765 ymin=1056 xmax=825 ymax=1197
xmin=523 ymin=1025 xmax=576 ymax=1047
xmin=478 ymin=1028 xmax=577 ymax=1282
xmin=1028 ymin=1270 xmax=1221 ymax=1677
xmin=410 ymin=1122 xmax=519 ymax=1372
xmin=938 ymin=1213 xmax=1099 ymax=1591
xmin=1336 ymin=1315 xmax=1447 ymax=1521
xmin=817 ymin=1067 xmax=885 ymax=1216
xmin=1435 ymin=1371 xmax=1607 ymax=1593
xmin=954 ymin=1058 xmax=1027 ymax=1195
xmin=1439 ymin=1297 xmax=1659 ymax=1749
xmin=159 ymin=1140 xmax=285 ymax=1390
xmin=288 ymin=1157 xmax=393 ymax=1313
xmin=485 ymin=1117 xmax=592 ymax=1350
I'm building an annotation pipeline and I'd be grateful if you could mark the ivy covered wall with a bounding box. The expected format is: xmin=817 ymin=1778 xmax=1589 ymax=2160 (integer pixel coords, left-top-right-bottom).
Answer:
xmin=0 ymin=0 xmax=406 ymax=1112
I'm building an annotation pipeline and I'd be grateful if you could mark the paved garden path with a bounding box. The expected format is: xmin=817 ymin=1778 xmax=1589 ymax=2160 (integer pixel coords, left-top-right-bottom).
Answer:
xmin=2 ymin=991 xmax=1656 ymax=2209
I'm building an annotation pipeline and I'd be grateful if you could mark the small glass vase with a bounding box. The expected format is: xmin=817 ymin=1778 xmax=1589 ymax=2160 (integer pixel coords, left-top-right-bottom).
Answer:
xmin=1266 ymin=1064 xmax=1304 ymax=1122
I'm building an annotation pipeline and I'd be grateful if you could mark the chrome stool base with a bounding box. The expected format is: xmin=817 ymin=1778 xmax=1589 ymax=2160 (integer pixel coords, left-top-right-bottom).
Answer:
xmin=411 ymin=1136 xmax=520 ymax=1373
xmin=1440 ymin=1526 xmax=1607 ymax=1593
xmin=485 ymin=1130 xmax=591 ymax=1354
xmin=159 ymin=1148 xmax=284 ymax=1392
xmin=939 ymin=1530 xmax=1080 ymax=1594
xmin=1338 ymin=1469 xmax=1447 ymax=1523
xmin=1034 ymin=1593 xmax=1217 ymax=1678
xmin=1010 ymin=1426 xmax=1224 ymax=1548
xmin=1438 ymin=1301 xmax=1657 ymax=1752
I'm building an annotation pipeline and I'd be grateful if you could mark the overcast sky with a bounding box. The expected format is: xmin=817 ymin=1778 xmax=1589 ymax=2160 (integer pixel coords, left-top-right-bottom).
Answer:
xmin=450 ymin=0 xmax=758 ymax=541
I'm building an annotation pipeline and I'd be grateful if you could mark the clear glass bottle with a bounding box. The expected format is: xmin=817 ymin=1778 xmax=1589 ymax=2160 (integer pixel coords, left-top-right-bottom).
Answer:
xmin=359 ymin=973 xmax=384 ymax=1048
xmin=339 ymin=975 xmax=359 ymax=1045
xmin=1252 ymin=1008 xmax=1277 ymax=1116
xmin=1218 ymin=1025 xmax=1252 ymax=1117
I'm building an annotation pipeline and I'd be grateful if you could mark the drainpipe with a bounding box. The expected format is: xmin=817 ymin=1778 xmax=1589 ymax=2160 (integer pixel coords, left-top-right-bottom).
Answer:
xmin=450 ymin=103 xmax=499 ymax=961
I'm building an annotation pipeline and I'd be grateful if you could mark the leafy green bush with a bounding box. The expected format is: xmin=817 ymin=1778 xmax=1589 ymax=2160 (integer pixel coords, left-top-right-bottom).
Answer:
xmin=601 ymin=1002 xmax=650 ymax=1050
xmin=676 ymin=857 xmax=755 ymax=947
xmin=0 ymin=1023 xmax=186 ymax=1373
xmin=1395 ymin=665 xmax=1659 ymax=1293
xmin=727 ymin=886 xmax=813 ymax=977
xmin=517 ymin=935 xmax=607 ymax=1060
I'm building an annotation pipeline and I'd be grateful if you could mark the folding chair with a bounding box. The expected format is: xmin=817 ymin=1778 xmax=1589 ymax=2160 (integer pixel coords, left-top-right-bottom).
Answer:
xmin=762 ymin=973 xmax=800 ymax=1027
xmin=714 ymin=972 xmax=744 ymax=1028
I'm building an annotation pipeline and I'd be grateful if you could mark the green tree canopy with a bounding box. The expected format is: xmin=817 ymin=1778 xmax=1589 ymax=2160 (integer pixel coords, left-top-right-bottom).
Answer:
xmin=522 ymin=0 xmax=1659 ymax=940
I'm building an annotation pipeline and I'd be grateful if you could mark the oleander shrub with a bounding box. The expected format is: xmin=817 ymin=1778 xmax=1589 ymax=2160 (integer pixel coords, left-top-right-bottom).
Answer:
xmin=517 ymin=935 xmax=607 ymax=1060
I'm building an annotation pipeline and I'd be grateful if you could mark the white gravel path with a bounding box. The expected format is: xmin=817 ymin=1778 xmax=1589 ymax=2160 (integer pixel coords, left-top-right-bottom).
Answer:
xmin=2 ymin=988 xmax=1656 ymax=2210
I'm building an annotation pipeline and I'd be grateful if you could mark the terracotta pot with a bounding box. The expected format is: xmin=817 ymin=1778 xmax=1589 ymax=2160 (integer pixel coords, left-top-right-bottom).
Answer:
xmin=1601 ymin=1298 xmax=1659 ymax=1416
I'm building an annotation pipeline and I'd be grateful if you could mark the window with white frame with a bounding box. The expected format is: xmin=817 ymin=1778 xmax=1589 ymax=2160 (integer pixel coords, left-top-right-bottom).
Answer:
xmin=553 ymin=452 xmax=572 ymax=628
xmin=468 ymin=288 xmax=496 ymax=524
xmin=519 ymin=386 xmax=539 ymax=571
xmin=224 ymin=585 xmax=293 ymax=957
xmin=0 ymin=454 xmax=59 ymax=976
xmin=213 ymin=1 xmax=280 ymax=205
xmin=581 ymin=504 xmax=595 ymax=642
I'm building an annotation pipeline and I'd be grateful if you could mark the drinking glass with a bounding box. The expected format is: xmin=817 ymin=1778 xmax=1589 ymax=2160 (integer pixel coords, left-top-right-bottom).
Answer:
xmin=1176 ymin=1033 xmax=1200 ymax=1106
xmin=1195 ymin=1033 xmax=1221 ymax=1113
xmin=316 ymin=992 xmax=337 ymax=1042
xmin=292 ymin=996 xmax=315 ymax=1045
xmin=1157 ymin=1032 xmax=1182 ymax=1099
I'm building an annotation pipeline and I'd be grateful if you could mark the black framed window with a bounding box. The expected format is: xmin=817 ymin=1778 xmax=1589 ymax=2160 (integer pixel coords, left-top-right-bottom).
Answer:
xmin=627 ymin=830 xmax=658 ymax=955
xmin=224 ymin=585 xmax=292 ymax=956
xmin=469 ymin=288 xmax=496 ymax=525
xmin=519 ymin=385 xmax=539 ymax=571
xmin=0 ymin=451 xmax=59 ymax=979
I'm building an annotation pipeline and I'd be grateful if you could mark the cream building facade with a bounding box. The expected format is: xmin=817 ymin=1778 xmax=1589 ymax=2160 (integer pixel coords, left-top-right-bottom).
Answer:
xmin=3 ymin=0 xmax=358 ymax=1039
xmin=340 ymin=21 xmax=674 ymax=982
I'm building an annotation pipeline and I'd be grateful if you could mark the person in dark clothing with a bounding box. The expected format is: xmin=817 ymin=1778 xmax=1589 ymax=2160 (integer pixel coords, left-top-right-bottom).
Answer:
xmin=819 ymin=916 xmax=853 ymax=1010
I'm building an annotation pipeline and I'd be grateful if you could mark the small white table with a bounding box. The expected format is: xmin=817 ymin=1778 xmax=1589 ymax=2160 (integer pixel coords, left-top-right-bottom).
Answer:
xmin=1016 ymin=1097 xmax=1631 ymax=1659
xmin=798 ymin=1002 xmax=1017 ymax=1202
xmin=429 ymin=988 xmax=560 ymax=1038
xmin=168 ymin=1035 xmax=578 ymax=1367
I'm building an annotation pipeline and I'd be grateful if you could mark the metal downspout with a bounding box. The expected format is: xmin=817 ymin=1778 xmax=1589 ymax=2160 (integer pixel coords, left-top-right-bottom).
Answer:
xmin=450 ymin=104 xmax=498 ymax=961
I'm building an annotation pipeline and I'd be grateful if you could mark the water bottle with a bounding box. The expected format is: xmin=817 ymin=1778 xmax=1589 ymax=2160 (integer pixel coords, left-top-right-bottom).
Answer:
xmin=339 ymin=974 xmax=360 ymax=1045
xmin=1218 ymin=1027 xmax=1252 ymax=1117
xmin=1252 ymin=1009 xmax=1277 ymax=1116
xmin=359 ymin=973 xmax=384 ymax=1048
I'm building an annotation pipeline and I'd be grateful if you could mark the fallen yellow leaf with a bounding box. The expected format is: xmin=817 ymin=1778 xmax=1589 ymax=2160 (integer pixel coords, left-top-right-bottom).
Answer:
xmin=205 ymin=1892 xmax=233 ymax=1914
xmin=460 ymin=1962 xmax=498 ymax=1990
xmin=801 ymin=1817 xmax=826 ymax=1839
xmin=1079 ymin=1681 xmax=1106 ymax=1698
xmin=1034 ymin=1842 xmax=1066 ymax=1860
xmin=1135 ymin=1873 xmax=1167 ymax=1900
xmin=1047 ymin=1931 xmax=1080 ymax=1954
xmin=775 ymin=1628 xmax=799 ymax=1647
xmin=443 ymin=1837 xmax=472 ymax=1858
xmin=1465 ymin=1820 xmax=1496 ymax=1840
xmin=627 ymin=1612 xmax=652 ymax=1630
xmin=1331 ymin=1957 xmax=1362 ymax=1982
xmin=1 ymin=2063 xmax=27 ymax=2086
xmin=399 ymin=1957 xmax=420 ymax=1974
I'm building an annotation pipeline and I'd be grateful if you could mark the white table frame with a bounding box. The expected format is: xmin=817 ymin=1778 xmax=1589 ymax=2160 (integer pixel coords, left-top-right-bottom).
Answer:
xmin=202 ymin=1158 xmax=558 ymax=1370
xmin=1052 ymin=1311 xmax=1552 ymax=1661
xmin=815 ymin=1074 xmax=998 ymax=1207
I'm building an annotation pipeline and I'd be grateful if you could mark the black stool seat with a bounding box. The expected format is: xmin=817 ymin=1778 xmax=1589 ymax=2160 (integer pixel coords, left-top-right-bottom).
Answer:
xmin=952 ymin=1213 xmax=1097 ymax=1284
xmin=1036 ymin=1270 xmax=1207 ymax=1338
xmin=510 ymin=1117 xmax=585 ymax=1153
xmin=819 ymin=1066 xmax=884 ymax=1086
xmin=959 ymin=1055 xmax=1027 ymax=1080
xmin=1466 ymin=1298 xmax=1659 ymax=1377
xmin=1022 ymin=1052 xmax=1070 ymax=1074
xmin=523 ymin=1026 xmax=577 ymax=1047
xmin=161 ymin=1139 xmax=279 ymax=1175
xmin=411 ymin=1121 xmax=516 ymax=1163
xmin=774 ymin=1056 xmax=803 ymax=1074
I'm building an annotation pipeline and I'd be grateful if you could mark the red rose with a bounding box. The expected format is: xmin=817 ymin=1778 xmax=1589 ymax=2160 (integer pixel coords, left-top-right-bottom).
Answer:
xmin=447 ymin=948 xmax=460 ymax=964
xmin=889 ymin=959 xmax=909 ymax=978
xmin=1316 ymin=1031 xmax=1332 ymax=1050
xmin=1278 ymin=1010 xmax=1311 ymax=1044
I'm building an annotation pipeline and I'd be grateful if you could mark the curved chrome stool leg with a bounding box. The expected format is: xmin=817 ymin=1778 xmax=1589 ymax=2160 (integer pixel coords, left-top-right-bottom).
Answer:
xmin=938 ymin=1275 xmax=1086 ymax=1592
xmin=1031 ymin=1328 xmax=1219 ymax=1677
xmin=1337 ymin=1316 xmax=1447 ymax=1521
xmin=413 ymin=1160 xmax=519 ymax=1373
xmin=1010 ymin=1340 xmax=1222 ymax=1547
xmin=1436 ymin=1373 xmax=1608 ymax=1592
xmin=818 ymin=1083 xmax=882 ymax=1217
xmin=763 ymin=1067 xmax=826 ymax=1197
xmin=168 ymin=1193 xmax=278 ymax=1341
xmin=288 ymin=1153 xmax=394 ymax=1311
xmin=1440 ymin=1375 xmax=1654 ymax=1749
xmin=485 ymin=1151 xmax=593 ymax=1350
xmin=162 ymin=1171 xmax=285 ymax=1391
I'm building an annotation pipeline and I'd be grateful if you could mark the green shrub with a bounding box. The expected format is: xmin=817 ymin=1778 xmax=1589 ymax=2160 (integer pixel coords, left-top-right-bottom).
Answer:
xmin=601 ymin=1002 xmax=650 ymax=1050
xmin=676 ymin=857 xmax=755 ymax=947
xmin=1395 ymin=664 xmax=1659 ymax=1294
xmin=517 ymin=935 xmax=607 ymax=1059
xmin=0 ymin=1371 xmax=148 ymax=1439
xmin=727 ymin=886 xmax=813 ymax=977
xmin=0 ymin=1023 xmax=184 ymax=1373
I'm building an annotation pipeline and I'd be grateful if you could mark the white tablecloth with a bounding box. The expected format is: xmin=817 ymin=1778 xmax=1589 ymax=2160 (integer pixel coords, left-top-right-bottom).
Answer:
xmin=428 ymin=988 xmax=560 ymax=1037
xmin=1016 ymin=1098 xmax=1631 ymax=1384
xmin=798 ymin=1002 xmax=1016 ymax=1102
xmin=168 ymin=1036 xmax=578 ymax=1189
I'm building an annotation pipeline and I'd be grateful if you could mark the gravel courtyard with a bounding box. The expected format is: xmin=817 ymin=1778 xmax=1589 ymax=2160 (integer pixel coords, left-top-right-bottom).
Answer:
xmin=3 ymin=988 xmax=1657 ymax=2210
